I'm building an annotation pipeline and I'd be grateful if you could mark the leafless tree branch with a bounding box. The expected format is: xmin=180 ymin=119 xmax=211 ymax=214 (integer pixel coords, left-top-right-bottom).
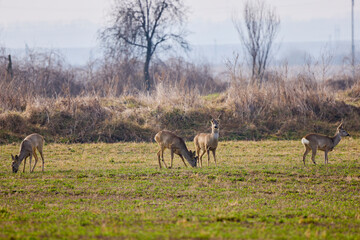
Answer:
xmin=232 ymin=0 xmax=280 ymax=86
xmin=99 ymin=0 xmax=189 ymax=92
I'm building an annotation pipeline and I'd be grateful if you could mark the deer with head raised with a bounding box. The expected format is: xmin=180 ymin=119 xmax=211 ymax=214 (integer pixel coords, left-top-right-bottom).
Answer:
xmin=194 ymin=119 xmax=219 ymax=167
xmin=301 ymin=123 xmax=350 ymax=165
xmin=154 ymin=130 xmax=197 ymax=169
xmin=11 ymin=133 xmax=45 ymax=173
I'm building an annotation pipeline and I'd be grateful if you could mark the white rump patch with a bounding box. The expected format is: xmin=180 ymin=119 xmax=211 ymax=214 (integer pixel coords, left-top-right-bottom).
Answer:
xmin=301 ymin=138 xmax=310 ymax=145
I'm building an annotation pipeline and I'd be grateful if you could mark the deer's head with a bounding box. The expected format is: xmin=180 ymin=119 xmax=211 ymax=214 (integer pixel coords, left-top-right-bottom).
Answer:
xmin=211 ymin=119 xmax=219 ymax=131
xmin=337 ymin=123 xmax=350 ymax=137
xmin=11 ymin=154 xmax=20 ymax=173
xmin=189 ymin=150 xmax=198 ymax=168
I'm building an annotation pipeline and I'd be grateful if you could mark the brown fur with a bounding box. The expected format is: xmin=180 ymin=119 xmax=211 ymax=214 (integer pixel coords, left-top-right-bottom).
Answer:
xmin=11 ymin=133 xmax=45 ymax=173
xmin=301 ymin=123 xmax=350 ymax=165
xmin=194 ymin=119 xmax=219 ymax=167
xmin=154 ymin=130 xmax=197 ymax=169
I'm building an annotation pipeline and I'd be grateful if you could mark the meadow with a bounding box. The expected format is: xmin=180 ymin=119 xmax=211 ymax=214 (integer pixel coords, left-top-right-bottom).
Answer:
xmin=0 ymin=139 xmax=359 ymax=239
xmin=1 ymin=5 xmax=360 ymax=239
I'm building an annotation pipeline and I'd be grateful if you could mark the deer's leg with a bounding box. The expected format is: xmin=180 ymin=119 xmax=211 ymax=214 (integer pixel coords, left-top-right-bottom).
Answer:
xmin=212 ymin=149 xmax=217 ymax=166
xmin=29 ymin=154 xmax=33 ymax=172
xmin=157 ymin=149 xmax=162 ymax=168
xmin=38 ymin=147 xmax=45 ymax=172
xmin=179 ymin=155 xmax=188 ymax=168
xmin=324 ymin=150 xmax=329 ymax=164
xmin=303 ymin=147 xmax=310 ymax=165
xmin=23 ymin=156 xmax=27 ymax=173
xmin=206 ymin=149 xmax=210 ymax=166
xmin=195 ymin=146 xmax=200 ymax=167
xmin=311 ymin=148 xmax=317 ymax=165
xmin=199 ymin=149 xmax=206 ymax=167
xmin=161 ymin=147 xmax=168 ymax=169
xmin=169 ymin=149 xmax=174 ymax=169
xmin=32 ymin=152 xmax=39 ymax=172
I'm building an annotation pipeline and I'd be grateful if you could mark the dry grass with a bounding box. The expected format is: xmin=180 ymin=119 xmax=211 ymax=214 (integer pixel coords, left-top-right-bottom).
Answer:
xmin=1 ymin=48 xmax=360 ymax=143
xmin=1 ymin=83 xmax=360 ymax=144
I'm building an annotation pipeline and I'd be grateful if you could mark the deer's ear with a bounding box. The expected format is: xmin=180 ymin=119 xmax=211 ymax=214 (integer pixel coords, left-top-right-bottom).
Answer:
xmin=11 ymin=154 xmax=14 ymax=160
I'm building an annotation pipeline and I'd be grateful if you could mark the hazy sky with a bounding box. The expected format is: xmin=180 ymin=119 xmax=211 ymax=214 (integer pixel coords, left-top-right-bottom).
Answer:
xmin=0 ymin=0 xmax=358 ymax=48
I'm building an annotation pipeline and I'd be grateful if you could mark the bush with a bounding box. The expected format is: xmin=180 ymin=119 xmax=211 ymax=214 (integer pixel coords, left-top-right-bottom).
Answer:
xmin=1 ymin=48 xmax=360 ymax=143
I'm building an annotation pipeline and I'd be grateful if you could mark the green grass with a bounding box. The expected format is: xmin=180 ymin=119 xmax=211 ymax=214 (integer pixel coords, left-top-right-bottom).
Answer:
xmin=201 ymin=92 xmax=221 ymax=101
xmin=0 ymin=139 xmax=359 ymax=239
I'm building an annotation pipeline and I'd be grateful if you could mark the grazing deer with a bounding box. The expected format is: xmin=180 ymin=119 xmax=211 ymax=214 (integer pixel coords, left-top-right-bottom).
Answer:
xmin=194 ymin=119 xmax=219 ymax=167
xmin=301 ymin=123 xmax=350 ymax=165
xmin=154 ymin=130 xmax=197 ymax=169
xmin=11 ymin=133 xmax=45 ymax=173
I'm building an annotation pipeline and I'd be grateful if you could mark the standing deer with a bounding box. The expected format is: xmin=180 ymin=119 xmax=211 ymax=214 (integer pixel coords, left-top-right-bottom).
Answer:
xmin=11 ymin=133 xmax=45 ymax=173
xmin=194 ymin=119 xmax=219 ymax=167
xmin=154 ymin=130 xmax=197 ymax=169
xmin=301 ymin=123 xmax=350 ymax=165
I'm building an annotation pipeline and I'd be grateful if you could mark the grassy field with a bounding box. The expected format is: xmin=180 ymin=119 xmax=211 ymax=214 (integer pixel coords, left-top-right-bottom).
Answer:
xmin=0 ymin=139 xmax=359 ymax=239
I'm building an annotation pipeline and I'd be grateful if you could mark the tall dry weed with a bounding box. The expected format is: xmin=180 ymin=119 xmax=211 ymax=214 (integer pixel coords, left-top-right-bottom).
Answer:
xmin=1 ymin=47 xmax=360 ymax=143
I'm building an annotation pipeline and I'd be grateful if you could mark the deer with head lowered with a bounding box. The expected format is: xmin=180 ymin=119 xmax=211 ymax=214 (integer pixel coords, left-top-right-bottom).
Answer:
xmin=194 ymin=119 xmax=219 ymax=167
xmin=301 ymin=123 xmax=350 ymax=165
xmin=154 ymin=130 xmax=197 ymax=169
xmin=11 ymin=133 xmax=45 ymax=173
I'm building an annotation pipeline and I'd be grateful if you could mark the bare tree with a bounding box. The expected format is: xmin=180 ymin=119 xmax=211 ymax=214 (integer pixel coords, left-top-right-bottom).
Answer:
xmin=99 ymin=0 xmax=189 ymax=92
xmin=232 ymin=0 xmax=280 ymax=85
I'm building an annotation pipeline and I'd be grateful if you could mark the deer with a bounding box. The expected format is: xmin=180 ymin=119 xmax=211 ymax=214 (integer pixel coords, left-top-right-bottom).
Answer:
xmin=301 ymin=123 xmax=350 ymax=165
xmin=11 ymin=133 xmax=45 ymax=173
xmin=154 ymin=130 xmax=197 ymax=169
xmin=194 ymin=119 xmax=219 ymax=167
